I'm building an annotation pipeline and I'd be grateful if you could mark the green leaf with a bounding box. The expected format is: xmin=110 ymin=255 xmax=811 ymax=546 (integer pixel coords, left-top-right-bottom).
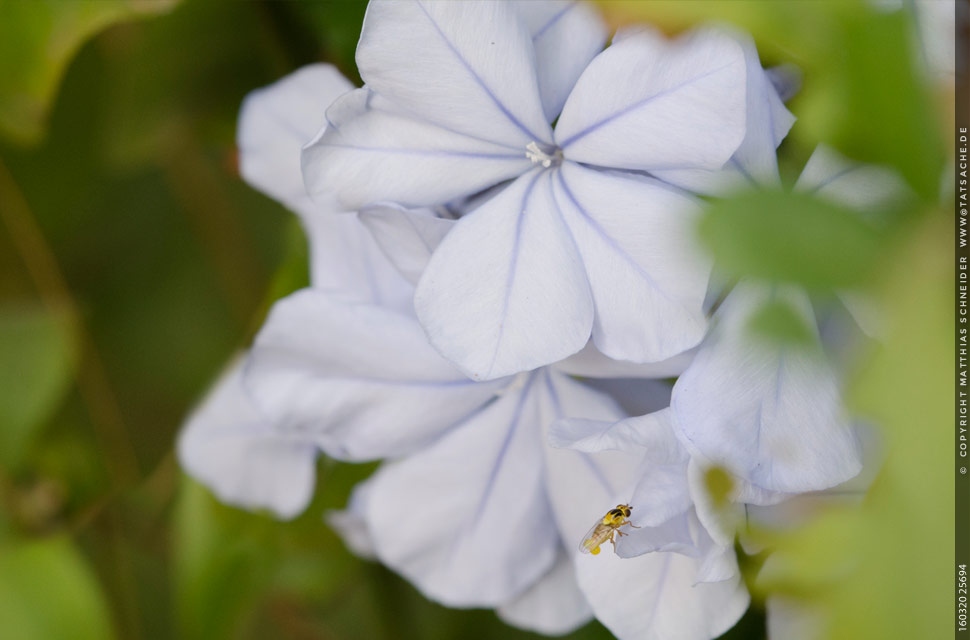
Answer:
xmin=747 ymin=297 xmax=816 ymax=347
xmin=798 ymin=10 xmax=944 ymax=202
xmin=0 ymin=0 xmax=177 ymax=146
xmin=263 ymin=218 xmax=310 ymax=307
xmin=172 ymin=477 xmax=277 ymax=640
xmin=97 ymin=0 xmax=282 ymax=168
xmin=0 ymin=536 xmax=116 ymax=639
xmin=697 ymin=190 xmax=886 ymax=291
xmin=0 ymin=303 xmax=78 ymax=471
xmin=287 ymin=0 xmax=369 ymax=84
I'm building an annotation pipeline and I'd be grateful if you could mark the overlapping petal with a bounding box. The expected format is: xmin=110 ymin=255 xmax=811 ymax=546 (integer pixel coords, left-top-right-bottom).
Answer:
xmin=795 ymin=144 xmax=910 ymax=213
xmin=692 ymin=517 xmax=741 ymax=584
xmin=578 ymin=377 xmax=675 ymax=419
xmin=555 ymin=342 xmax=695 ymax=379
xmin=357 ymin=0 xmax=552 ymax=147
xmin=357 ymin=204 xmax=456 ymax=285
xmin=686 ymin=458 xmax=751 ymax=549
xmin=177 ymin=362 xmax=317 ymax=520
xmin=236 ymin=65 xmax=412 ymax=306
xmin=303 ymin=89 xmax=530 ymax=209
xmin=672 ymin=284 xmax=863 ymax=494
xmin=555 ymin=163 xmax=710 ymax=363
xmin=627 ymin=459 xmax=693 ymax=529
xmin=551 ymin=407 xmax=692 ymax=529
xmin=245 ymin=289 xmax=506 ymax=461
xmin=237 ymin=63 xmax=353 ymax=216
xmin=300 ymin=210 xmax=414 ymax=310
xmin=381 ymin=161 xmax=711 ymax=386
xmin=540 ymin=371 xmax=639 ymax=545
xmin=611 ymin=511 xmax=696 ymax=559
xmin=326 ymin=479 xmax=378 ymax=560
xmin=364 ymin=372 xmax=558 ymax=607
xmin=415 ymin=170 xmax=594 ymax=380
xmin=550 ymin=407 xmax=679 ymax=457
xmin=555 ymin=28 xmax=747 ymax=172
xmin=513 ymin=0 xmax=608 ymax=121
xmin=652 ymin=31 xmax=795 ymax=194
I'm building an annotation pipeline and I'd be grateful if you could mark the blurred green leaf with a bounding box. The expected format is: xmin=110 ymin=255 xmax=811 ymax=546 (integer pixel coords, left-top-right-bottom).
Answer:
xmin=0 ymin=302 xmax=78 ymax=471
xmin=173 ymin=477 xmax=277 ymax=640
xmin=697 ymin=190 xmax=885 ymax=290
xmin=747 ymin=297 xmax=816 ymax=348
xmin=0 ymin=536 xmax=116 ymax=639
xmin=756 ymin=218 xmax=951 ymax=638
xmin=263 ymin=219 xmax=310 ymax=308
xmin=97 ymin=0 xmax=284 ymax=168
xmin=287 ymin=0 xmax=369 ymax=83
xmin=798 ymin=11 xmax=944 ymax=202
xmin=0 ymin=0 xmax=177 ymax=146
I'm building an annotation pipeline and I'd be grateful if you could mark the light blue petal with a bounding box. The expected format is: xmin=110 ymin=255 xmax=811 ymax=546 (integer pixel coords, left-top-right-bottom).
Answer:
xmin=672 ymin=284 xmax=863 ymax=495
xmin=357 ymin=0 xmax=552 ymax=147
xmin=651 ymin=30 xmax=796 ymax=194
xmin=415 ymin=170 xmax=594 ymax=380
xmin=512 ymin=0 xmax=607 ymax=121
xmin=555 ymin=27 xmax=747 ymax=173
xmin=364 ymin=371 xmax=558 ymax=607
xmin=245 ymin=289 xmax=507 ymax=461
xmin=177 ymin=360 xmax=317 ymax=520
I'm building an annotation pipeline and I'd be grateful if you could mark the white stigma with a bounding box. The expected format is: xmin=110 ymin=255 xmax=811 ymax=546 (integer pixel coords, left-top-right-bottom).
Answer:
xmin=525 ymin=141 xmax=559 ymax=168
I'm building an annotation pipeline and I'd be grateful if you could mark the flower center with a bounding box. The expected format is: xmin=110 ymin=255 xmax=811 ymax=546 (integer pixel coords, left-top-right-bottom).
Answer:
xmin=525 ymin=141 xmax=562 ymax=168
xmin=496 ymin=371 xmax=531 ymax=396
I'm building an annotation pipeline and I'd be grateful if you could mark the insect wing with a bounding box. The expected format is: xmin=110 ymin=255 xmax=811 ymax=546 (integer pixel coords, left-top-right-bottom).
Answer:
xmin=578 ymin=520 xmax=604 ymax=554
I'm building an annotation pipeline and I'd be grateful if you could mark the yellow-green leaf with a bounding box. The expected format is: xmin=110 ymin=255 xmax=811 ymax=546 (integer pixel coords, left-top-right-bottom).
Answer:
xmin=0 ymin=0 xmax=177 ymax=145
xmin=0 ymin=302 xmax=78 ymax=471
xmin=697 ymin=190 xmax=887 ymax=291
xmin=0 ymin=536 xmax=116 ymax=640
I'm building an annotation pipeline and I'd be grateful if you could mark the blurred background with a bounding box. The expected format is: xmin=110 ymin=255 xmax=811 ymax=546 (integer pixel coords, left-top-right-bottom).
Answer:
xmin=0 ymin=0 xmax=959 ymax=638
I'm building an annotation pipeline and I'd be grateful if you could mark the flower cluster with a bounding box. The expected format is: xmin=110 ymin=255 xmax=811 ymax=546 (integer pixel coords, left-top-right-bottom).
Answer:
xmin=179 ymin=2 xmax=890 ymax=638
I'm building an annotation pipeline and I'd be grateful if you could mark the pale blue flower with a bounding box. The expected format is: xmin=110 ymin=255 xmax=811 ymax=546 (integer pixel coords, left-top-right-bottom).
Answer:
xmin=181 ymin=56 xmax=746 ymax=639
xmin=301 ymin=0 xmax=793 ymax=380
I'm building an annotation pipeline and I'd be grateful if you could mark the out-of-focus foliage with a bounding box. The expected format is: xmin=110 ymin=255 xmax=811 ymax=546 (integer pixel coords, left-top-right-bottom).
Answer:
xmin=0 ymin=0 xmax=178 ymax=146
xmin=697 ymin=190 xmax=889 ymax=291
xmin=0 ymin=0 xmax=953 ymax=638
xmin=0 ymin=536 xmax=116 ymax=639
xmin=0 ymin=303 xmax=77 ymax=471
xmin=745 ymin=297 xmax=816 ymax=348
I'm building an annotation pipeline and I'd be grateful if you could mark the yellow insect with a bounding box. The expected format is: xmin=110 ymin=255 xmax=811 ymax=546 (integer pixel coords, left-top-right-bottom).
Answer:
xmin=579 ymin=504 xmax=640 ymax=555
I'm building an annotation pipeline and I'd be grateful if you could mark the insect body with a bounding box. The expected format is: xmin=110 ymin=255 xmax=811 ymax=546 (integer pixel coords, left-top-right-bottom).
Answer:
xmin=579 ymin=504 xmax=640 ymax=555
